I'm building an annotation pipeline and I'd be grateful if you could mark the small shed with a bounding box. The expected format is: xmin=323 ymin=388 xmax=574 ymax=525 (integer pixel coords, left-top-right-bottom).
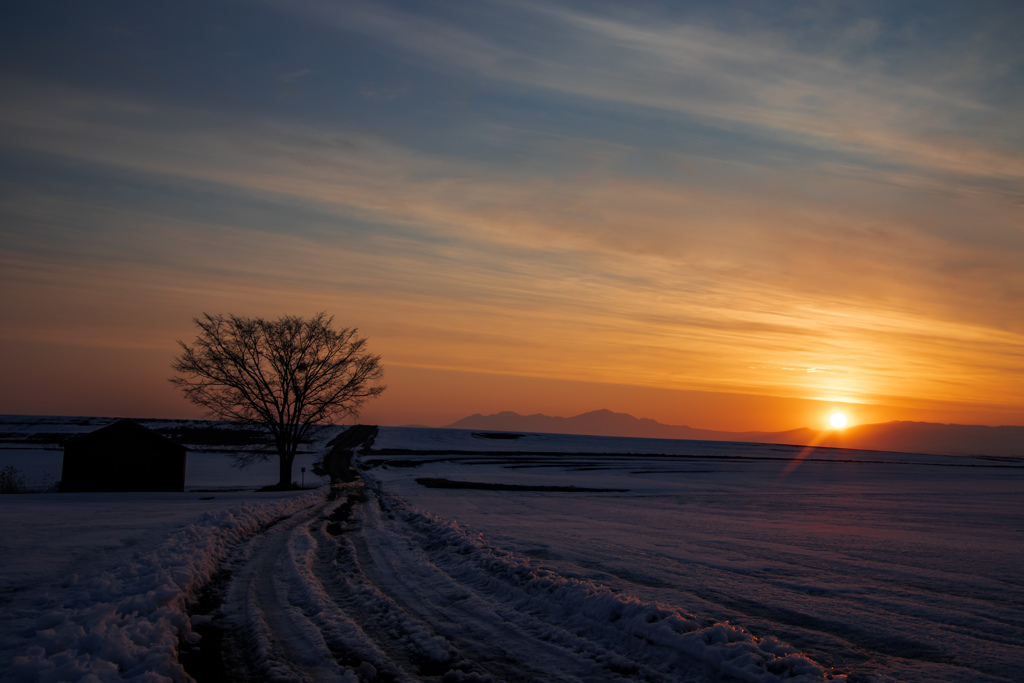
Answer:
xmin=61 ymin=419 xmax=187 ymax=492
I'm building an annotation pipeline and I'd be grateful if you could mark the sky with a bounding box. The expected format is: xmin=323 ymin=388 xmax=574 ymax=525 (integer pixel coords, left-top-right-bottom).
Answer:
xmin=1 ymin=0 xmax=1022 ymax=431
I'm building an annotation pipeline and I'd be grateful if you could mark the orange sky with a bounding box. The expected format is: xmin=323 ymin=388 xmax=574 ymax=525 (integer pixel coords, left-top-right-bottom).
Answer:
xmin=1 ymin=2 xmax=1022 ymax=431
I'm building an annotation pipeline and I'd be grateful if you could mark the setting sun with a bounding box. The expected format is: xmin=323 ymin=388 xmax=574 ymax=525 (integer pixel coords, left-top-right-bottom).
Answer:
xmin=829 ymin=412 xmax=848 ymax=429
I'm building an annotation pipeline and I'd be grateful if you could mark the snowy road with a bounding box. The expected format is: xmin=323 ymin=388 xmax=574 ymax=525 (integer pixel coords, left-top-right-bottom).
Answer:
xmin=217 ymin=494 xmax=356 ymax=682
xmin=201 ymin=480 xmax=833 ymax=683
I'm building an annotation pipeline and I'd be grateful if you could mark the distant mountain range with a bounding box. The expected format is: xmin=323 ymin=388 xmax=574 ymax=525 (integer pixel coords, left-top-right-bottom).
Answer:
xmin=446 ymin=409 xmax=1024 ymax=458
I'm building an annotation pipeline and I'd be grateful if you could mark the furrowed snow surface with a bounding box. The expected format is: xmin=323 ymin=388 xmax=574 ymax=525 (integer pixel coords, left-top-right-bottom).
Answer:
xmin=354 ymin=485 xmax=831 ymax=682
xmin=365 ymin=428 xmax=1024 ymax=682
xmin=191 ymin=483 xmax=831 ymax=683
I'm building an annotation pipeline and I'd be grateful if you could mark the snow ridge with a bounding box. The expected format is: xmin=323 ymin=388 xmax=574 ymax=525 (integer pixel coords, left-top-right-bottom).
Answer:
xmin=4 ymin=488 xmax=327 ymax=683
xmin=388 ymin=492 xmax=837 ymax=682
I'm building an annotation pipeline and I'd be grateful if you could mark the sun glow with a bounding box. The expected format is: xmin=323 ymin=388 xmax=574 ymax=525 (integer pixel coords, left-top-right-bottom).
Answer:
xmin=829 ymin=412 xmax=848 ymax=429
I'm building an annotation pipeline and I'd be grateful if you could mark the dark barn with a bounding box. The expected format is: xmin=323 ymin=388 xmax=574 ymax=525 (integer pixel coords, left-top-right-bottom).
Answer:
xmin=61 ymin=419 xmax=187 ymax=492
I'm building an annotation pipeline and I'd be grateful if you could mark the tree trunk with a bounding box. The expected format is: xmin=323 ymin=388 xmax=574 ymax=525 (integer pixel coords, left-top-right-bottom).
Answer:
xmin=278 ymin=452 xmax=294 ymax=487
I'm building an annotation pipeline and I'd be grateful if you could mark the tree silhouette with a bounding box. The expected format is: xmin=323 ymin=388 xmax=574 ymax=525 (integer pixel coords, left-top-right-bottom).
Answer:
xmin=171 ymin=313 xmax=385 ymax=487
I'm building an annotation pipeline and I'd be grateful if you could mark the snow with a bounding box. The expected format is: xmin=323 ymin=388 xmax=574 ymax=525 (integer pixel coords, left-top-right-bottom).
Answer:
xmin=352 ymin=487 xmax=832 ymax=681
xmin=1 ymin=420 xmax=1022 ymax=682
xmin=364 ymin=428 xmax=1024 ymax=682
xmin=1 ymin=488 xmax=327 ymax=682
xmin=370 ymin=426 xmax=997 ymax=464
xmin=0 ymin=416 xmax=337 ymax=682
xmin=0 ymin=445 xmax=330 ymax=491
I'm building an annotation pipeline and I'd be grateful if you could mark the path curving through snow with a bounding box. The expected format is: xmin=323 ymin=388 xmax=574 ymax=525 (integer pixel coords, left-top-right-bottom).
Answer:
xmin=217 ymin=495 xmax=357 ymax=683
xmin=200 ymin=478 xmax=837 ymax=683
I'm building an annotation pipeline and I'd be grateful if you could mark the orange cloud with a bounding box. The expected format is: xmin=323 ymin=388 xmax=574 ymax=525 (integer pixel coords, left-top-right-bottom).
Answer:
xmin=1 ymin=74 xmax=1022 ymax=426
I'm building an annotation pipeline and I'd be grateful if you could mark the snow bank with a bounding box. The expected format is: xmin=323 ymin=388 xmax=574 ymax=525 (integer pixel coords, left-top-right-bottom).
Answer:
xmin=384 ymin=492 xmax=836 ymax=682
xmin=3 ymin=488 xmax=327 ymax=683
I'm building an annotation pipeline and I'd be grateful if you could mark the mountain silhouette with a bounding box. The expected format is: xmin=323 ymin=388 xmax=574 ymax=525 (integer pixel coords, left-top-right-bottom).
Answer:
xmin=814 ymin=421 xmax=1024 ymax=457
xmin=447 ymin=409 xmax=814 ymax=443
xmin=445 ymin=410 xmax=1023 ymax=458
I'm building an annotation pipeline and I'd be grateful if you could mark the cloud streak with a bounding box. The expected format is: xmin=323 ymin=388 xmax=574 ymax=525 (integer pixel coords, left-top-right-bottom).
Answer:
xmin=281 ymin=0 xmax=1024 ymax=190
xmin=2 ymin=76 xmax=1022 ymax=413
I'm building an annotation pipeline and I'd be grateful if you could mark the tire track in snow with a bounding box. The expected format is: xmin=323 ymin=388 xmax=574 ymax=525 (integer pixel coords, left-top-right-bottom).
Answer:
xmin=206 ymin=480 xmax=835 ymax=682
xmin=346 ymin=489 xmax=642 ymax=682
xmin=219 ymin=495 xmax=356 ymax=683
xmin=212 ymin=485 xmax=438 ymax=682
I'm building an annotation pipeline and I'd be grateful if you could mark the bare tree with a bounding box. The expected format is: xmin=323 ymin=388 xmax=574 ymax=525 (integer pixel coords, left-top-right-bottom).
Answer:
xmin=170 ymin=313 xmax=385 ymax=487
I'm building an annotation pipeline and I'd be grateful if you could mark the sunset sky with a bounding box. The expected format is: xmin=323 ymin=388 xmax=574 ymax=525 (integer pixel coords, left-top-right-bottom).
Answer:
xmin=2 ymin=0 xmax=1022 ymax=431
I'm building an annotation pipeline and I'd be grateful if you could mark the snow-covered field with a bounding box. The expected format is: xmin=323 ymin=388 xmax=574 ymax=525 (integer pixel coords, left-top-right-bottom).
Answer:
xmin=1 ymin=420 xmax=1022 ymax=682
xmin=364 ymin=428 xmax=1024 ymax=682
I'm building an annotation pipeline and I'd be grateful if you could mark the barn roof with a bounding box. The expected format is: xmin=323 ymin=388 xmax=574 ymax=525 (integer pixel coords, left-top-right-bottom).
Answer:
xmin=65 ymin=419 xmax=185 ymax=451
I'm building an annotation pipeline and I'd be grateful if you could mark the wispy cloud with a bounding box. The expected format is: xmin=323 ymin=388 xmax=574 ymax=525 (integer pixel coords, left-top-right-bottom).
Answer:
xmin=278 ymin=68 xmax=312 ymax=83
xmin=1 ymin=76 xmax=1022 ymax=411
xmin=278 ymin=0 xmax=1023 ymax=190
